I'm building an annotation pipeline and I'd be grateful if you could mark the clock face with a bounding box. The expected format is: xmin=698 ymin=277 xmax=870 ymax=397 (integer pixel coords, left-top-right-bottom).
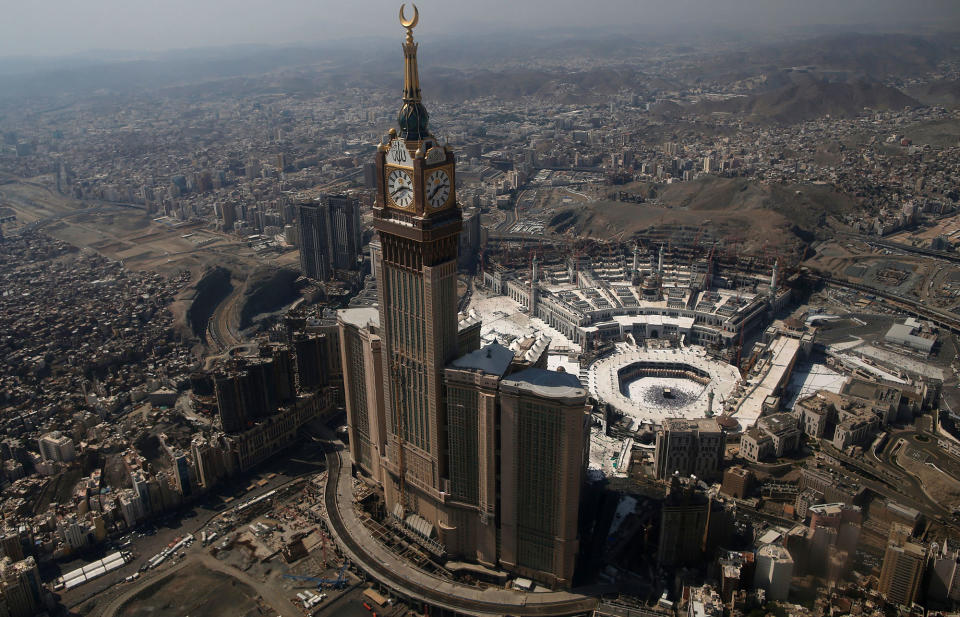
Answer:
xmin=426 ymin=169 xmax=451 ymax=209
xmin=387 ymin=168 xmax=414 ymax=208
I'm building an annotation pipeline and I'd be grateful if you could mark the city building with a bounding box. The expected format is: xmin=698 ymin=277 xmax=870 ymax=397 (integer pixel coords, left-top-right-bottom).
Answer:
xmin=339 ymin=307 xmax=386 ymax=484
xmin=37 ymin=431 xmax=76 ymax=463
xmin=878 ymin=524 xmax=928 ymax=606
xmin=796 ymin=390 xmax=887 ymax=449
xmin=297 ymin=195 xmax=362 ymax=281
xmin=293 ymin=333 xmax=329 ymax=392
xmin=340 ymin=19 xmax=591 ymax=589
xmin=754 ymin=544 xmax=794 ymax=601
xmin=654 ymin=418 xmax=725 ymax=481
xmin=721 ymin=466 xmax=755 ymax=499
xmin=498 ymin=367 xmax=589 ymax=587
xmin=0 ymin=556 xmax=42 ymax=617
xmin=658 ymin=476 xmax=711 ymax=567
xmin=686 ymin=584 xmax=723 ymax=617
xmin=739 ymin=413 xmax=801 ymax=463
xmin=884 ymin=317 xmax=937 ymax=355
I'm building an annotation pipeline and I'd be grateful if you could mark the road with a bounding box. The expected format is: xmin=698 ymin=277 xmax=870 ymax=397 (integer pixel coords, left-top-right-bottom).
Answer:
xmin=809 ymin=272 xmax=960 ymax=335
xmin=843 ymin=232 xmax=960 ymax=266
xmin=821 ymin=423 xmax=960 ymax=531
xmin=207 ymin=284 xmax=244 ymax=350
xmin=319 ymin=437 xmax=602 ymax=617
xmin=63 ymin=435 xmax=328 ymax=614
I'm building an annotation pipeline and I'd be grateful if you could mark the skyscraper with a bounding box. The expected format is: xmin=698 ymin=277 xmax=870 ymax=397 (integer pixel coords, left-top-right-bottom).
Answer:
xmin=879 ymin=524 xmax=928 ymax=606
xmin=339 ymin=307 xmax=387 ymax=485
xmin=498 ymin=368 xmax=589 ymax=587
xmin=657 ymin=475 xmax=711 ymax=567
xmin=341 ymin=7 xmax=591 ymax=589
xmin=441 ymin=343 xmax=517 ymax=565
xmin=293 ymin=333 xmax=328 ymax=391
xmin=372 ymin=9 xmax=462 ymax=537
xmin=754 ymin=544 xmax=795 ymax=601
xmin=297 ymin=195 xmax=362 ymax=281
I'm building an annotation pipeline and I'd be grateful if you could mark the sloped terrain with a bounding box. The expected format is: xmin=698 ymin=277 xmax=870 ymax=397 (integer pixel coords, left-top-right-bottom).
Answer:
xmin=909 ymin=78 xmax=960 ymax=108
xmin=546 ymin=176 xmax=856 ymax=250
xmin=692 ymin=74 xmax=920 ymax=124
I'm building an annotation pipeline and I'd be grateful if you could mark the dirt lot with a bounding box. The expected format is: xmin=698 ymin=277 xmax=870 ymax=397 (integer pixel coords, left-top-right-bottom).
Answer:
xmin=116 ymin=563 xmax=272 ymax=617
xmin=897 ymin=445 xmax=960 ymax=510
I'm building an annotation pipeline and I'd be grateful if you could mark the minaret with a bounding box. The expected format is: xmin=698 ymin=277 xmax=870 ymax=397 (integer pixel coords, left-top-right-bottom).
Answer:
xmin=529 ymin=255 xmax=538 ymax=314
xmin=372 ymin=4 xmax=462 ymax=532
xmin=632 ymin=245 xmax=640 ymax=282
xmin=770 ymin=259 xmax=779 ymax=297
xmin=658 ymin=245 xmax=664 ymax=274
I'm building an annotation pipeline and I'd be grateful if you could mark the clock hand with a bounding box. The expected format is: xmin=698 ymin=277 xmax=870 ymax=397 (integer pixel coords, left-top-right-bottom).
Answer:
xmin=429 ymin=183 xmax=449 ymax=201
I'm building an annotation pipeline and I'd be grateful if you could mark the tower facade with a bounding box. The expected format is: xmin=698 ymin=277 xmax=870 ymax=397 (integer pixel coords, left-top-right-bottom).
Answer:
xmin=373 ymin=9 xmax=462 ymax=539
xmin=340 ymin=8 xmax=591 ymax=587
xmin=339 ymin=307 xmax=387 ymax=485
xmin=499 ymin=368 xmax=589 ymax=587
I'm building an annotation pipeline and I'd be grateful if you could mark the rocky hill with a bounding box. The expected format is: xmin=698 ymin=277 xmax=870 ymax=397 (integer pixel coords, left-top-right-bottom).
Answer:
xmin=691 ymin=74 xmax=920 ymax=124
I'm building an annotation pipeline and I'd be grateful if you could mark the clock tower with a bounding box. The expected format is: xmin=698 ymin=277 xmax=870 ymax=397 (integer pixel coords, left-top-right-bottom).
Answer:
xmin=372 ymin=4 xmax=461 ymax=543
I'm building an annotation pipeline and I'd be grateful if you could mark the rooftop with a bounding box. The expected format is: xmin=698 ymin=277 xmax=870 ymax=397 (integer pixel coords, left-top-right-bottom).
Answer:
xmin=501 ymin=368 xmax=585 ymax=399
xmin=450 ymin=343 xmax=515 ymax=377
xmin=337 ymin=307 xmax=380 ymax=330
xmin=663 ymin=417 xmax=723 ymax=432
xmin=760 ymin=413 xmax=798 ymax=435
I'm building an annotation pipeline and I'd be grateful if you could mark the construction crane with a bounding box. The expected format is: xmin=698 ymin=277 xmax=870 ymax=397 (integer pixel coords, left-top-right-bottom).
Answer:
xmin=283 ymin=561 xmax=350 ymax=590
xmin=743 ymin=347 xmax=760 ymax=377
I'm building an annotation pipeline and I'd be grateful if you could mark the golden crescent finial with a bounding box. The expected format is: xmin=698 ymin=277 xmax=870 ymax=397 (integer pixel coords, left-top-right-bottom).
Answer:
xmin=399 ymin=3 xmax=419 ymax=29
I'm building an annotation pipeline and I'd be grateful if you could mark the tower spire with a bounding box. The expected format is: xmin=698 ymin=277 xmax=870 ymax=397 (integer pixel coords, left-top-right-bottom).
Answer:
xmin=397 ymin=4 xmax=430 ymax=141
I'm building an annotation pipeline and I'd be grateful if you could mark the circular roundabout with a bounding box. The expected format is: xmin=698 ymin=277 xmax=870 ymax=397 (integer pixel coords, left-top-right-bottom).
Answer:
xmin=587 ymin=346 xmax=741 ymax=427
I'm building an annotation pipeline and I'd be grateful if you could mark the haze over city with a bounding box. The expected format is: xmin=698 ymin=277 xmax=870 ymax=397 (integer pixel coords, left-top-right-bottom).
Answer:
xmin=1 ymin=0 xmax=959 ymax=57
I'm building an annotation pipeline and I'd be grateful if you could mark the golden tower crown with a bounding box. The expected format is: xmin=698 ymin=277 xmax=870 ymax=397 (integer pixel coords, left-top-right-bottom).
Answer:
xmin=397 ymin=4 xmax=429 ymax=141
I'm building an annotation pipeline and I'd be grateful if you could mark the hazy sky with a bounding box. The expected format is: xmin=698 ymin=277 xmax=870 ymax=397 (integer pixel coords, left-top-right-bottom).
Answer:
xmin=2 ymin=0 xmax=958 ymax=57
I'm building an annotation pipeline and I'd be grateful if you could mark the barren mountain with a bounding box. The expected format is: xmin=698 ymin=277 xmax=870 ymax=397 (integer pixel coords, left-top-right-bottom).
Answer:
xmin=691 ymin=74 xmax=920 ymax=124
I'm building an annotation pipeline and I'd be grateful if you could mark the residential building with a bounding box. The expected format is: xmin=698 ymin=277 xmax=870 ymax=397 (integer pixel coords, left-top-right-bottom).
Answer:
xmin=38 ymin=431 xmax=76 ymax=463
xmin=498 ymin=367 xmax=589 ymax=587
xmin=297 ymin=195 xmax=362 ymax=281
xmin=754 ymin=544 xmax=794 ymax=601
xmin=879 ymin=524 xmax=928 ymax=606
xmin=339 ymin=307 xmax=387 ymax=484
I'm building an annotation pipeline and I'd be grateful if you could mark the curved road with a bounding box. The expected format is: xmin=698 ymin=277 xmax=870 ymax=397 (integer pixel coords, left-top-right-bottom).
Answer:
xmin=320 ymin=439 xmax=600 ymax=617
xmin=207 ymin=285 xmax=244 ymax=350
